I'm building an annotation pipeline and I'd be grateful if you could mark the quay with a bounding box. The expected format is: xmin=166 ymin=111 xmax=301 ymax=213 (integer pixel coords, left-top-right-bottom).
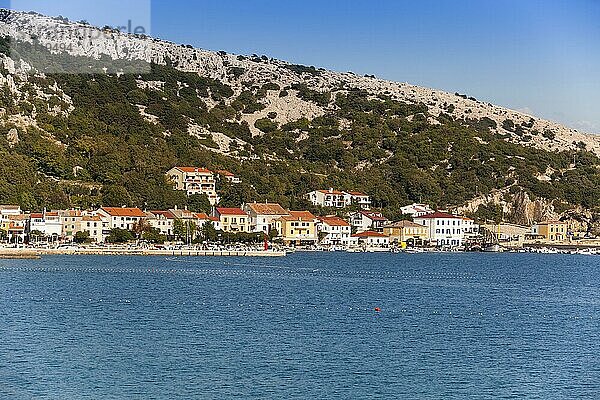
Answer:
xmin=35 ymin=248 xmax=287 ymax=257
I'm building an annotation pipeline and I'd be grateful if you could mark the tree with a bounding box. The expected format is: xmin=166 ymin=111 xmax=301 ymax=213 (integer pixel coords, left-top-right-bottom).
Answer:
xmin=199 ymin=221 xmax=218 ymax=242
xmin=74 ymin=231 xmax=91 ymax=244
xmin=106 ymin=228 xmax=134 ymax=243
xmin=187 ymin=193 xmax=211 ymax=213
xmin=174 ymin=219 xmax=196 ymax=244
xmin=142 ymin=227 xmax=166 ymax=244
xmin=132 ymin=219 xmax=152 ymax=238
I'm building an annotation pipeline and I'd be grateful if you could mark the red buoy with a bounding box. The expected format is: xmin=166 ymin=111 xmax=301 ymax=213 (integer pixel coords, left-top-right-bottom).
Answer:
xmin=374 ymin=307 xmax=381 ymax=312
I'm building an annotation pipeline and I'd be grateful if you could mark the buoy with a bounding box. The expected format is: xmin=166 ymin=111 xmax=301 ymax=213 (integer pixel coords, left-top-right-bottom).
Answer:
xmin=374 ymin=307 xmax=381 ymax=312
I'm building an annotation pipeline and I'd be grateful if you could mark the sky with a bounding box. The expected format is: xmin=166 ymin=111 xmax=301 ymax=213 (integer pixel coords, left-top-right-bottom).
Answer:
xmin=4 ymin=0 xmax=600 ymax=133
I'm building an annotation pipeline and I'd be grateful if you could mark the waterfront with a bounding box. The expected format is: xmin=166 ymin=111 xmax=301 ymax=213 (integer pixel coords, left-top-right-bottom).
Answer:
xmin=1 ymin=253 xmax=599 ymax=399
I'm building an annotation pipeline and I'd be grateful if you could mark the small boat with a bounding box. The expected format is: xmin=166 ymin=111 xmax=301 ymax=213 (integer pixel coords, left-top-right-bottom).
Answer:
xmin=483 ymin=244 xmax=504 ymax=253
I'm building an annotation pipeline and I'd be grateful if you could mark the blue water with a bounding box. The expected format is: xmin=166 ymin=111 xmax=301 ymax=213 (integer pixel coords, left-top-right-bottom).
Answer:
xmin=1 ymin=253 xmax=599 ymax=399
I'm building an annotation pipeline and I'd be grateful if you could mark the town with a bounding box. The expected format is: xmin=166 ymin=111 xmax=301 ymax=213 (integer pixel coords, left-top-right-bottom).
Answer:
xmin=0 ymin=167 xmax=594 ymax=254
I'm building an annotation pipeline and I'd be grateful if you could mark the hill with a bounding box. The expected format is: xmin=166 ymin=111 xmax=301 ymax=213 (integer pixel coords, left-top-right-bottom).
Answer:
xmin=1 ymin=9 xmax=600 ymax=227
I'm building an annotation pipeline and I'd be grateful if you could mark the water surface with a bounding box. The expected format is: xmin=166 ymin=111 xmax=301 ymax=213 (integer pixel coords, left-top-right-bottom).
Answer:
xmin=1 ymin=253 xmax=599 ymax=399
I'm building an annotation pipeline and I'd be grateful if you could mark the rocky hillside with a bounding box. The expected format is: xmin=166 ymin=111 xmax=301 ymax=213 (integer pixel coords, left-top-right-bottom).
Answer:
xmin=1 ymin=8 xmax=600 ymax=226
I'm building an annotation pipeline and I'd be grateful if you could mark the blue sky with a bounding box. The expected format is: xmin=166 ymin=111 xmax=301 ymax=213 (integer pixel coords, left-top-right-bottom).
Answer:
xmin=4 ymin=0 xmax=600 ymax=133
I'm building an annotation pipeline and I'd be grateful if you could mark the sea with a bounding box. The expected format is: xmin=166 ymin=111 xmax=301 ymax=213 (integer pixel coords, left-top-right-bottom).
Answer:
xmin=1 ymin=253 xmax=599 ymax=399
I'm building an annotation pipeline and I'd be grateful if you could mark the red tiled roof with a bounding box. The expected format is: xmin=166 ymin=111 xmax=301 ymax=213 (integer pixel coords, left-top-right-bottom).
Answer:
xmin=216 ymin=208 xmax=248 ymax=216
xmin=151 ymin=210 xmax=176 ymax=219
xmin=174 ymin=167 xmax=212 ymax=174
xmin=195 ymin=213 xmax=210 ymax=220
xmin=347 ymin=191 xmax=368 ymax=197
xmin=360 ymin=212 xmax=388 ymax=222
xmin=216 ymin=170 xmax=235 ymax=177
xmin=384 ymin=220 xmax=427 ymax=229
xmin=318 ymin=216 xmax=350 ymax=227
xmin=246 ymin=203 xmax=288 ymax=216
xmin=208 ymin=216 xmax=220 ymax=222
xmin=352 ymin=231 xmax=389 ymax=238
xmin=318 ymin=189 xmax=345 ymax=195
xmin=416 ymin=211 xmax=461 ymax=220
xmin=101 ymin=207 xmax=146 ymax=217
xmin=30 ymin=213 xmax=44 ymax=219
xmin=280 ymin=211 xmax=317 ymax=222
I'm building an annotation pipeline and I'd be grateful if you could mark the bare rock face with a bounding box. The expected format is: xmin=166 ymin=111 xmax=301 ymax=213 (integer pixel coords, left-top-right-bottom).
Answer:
xmin=0 ymin=8 xmax=599 ymax=156
xmin=6 ymin=127 xmax=18 ymax=147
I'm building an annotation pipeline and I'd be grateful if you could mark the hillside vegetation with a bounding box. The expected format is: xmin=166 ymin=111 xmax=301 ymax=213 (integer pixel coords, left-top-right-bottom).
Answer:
xmin=1 ymin=13 xmax=600 ymax=224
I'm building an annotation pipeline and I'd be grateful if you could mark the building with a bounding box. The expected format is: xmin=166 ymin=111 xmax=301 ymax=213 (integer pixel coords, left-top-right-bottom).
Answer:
xmin=213 ymin=208 xmax=251 ymax=233
xmin=344 ymin=191 xmax=372 ymax=210
xmin=215 ymin=170 xmax=241 ymax=184
xmin=383 ymin=220 xmax=429 ymax=246
xmin=306 ymin=189 xmax=347 ymax=208
xmin=80 ymin=215 xmax=109 ymax=243
xmin=29 ymin=210 xmax=62 ymax=239
xmin=317 ymin=216 xmax=352 ymax=246
xmin=3 ymin=214 xmax=27 ymax=243
xmin=414 ymin=211 xmax=470 ymax=248
xmin=242 ymin=202 xmax=289 ymax=234
xmin=306 ymin=189 xmax=371 ymax=210
xmin=400 ymin=203 xmax=434 ymax=218
xmin=146 ymin=210 xmax=176 ymax=237
xmin=166 ymin=167 xmax=219 ymax=205
xmin=59 ymin=209 xmax=85 ymax=242
xmin=532 ymin=221 xmax=569 ymax=242
xmin=352 ymin=231 xmax=390 ymax=247
xmin=275 ymin=211 xmax=318 ymax=245
xmin=97 ymin=207 xmax=146 ymax=231
xmin=349 ymin=211 xmax=389 ymax=233
xmin=0 ymin=205 xmax=22 ymax=216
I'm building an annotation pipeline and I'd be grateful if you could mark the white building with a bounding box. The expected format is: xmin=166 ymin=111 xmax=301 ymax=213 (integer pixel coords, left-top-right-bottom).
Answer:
xmin=400 ymin=203 xmax=434 ymax=218
xmin=29 ymin=210 xmax=62 ymax=238
xmin=352 ymin=231 xmax=390 ymax=248
xmin=306 ymin=189 xmax=371 ymax=210
xmin=146 ymin=210 xmax=176 ymax=237
xmin=242 ymin=202 xmax=289 ymax=234
xmin=166 ymin=167 xmax=220 ymax=205
xmin=414 ymin=211 xmax=473 ymax=248
xmin=97 ymin=207 xmax=146 ymax=231
xmin=80 ymin=215 xmax=110 ymax=243
xmin=349 ymin=211 xmax=389 ymax=233
xmin=317 ymin=216 xmax=352 ymax=246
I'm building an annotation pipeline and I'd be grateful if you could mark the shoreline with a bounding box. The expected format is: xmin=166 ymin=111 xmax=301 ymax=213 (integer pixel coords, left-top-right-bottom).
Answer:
xmin=0 ymin=248 xmax=287 ymax=259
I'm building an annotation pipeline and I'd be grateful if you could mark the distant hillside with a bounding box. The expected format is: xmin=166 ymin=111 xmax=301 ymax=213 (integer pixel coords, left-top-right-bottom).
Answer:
xmin=1 ymin=9 xmax=600 ymax=227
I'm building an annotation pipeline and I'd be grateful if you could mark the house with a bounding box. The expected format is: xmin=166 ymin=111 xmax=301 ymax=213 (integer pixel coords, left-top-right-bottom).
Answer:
xmin=349 ymin=211 xmax=389 ymax=233
xmin=213 ymin=208 xmax=251 ymax=233
xmin=400 ymin=203 xmax=434 ymax=218
xmin=414 ymin=211 xmax=470 ymax=248
xmin=166 ymin=167 xmax=219 ymax=205
xmin=242 ymin=202 xmax=289 ymax=234
xmin=59 ymin=209 xmax=85 ymax=242
xmin=306 ymin=189 xmax=347 ymax=208
xmin=317 ymin=216 xmax=352 ymax=246
xmin=532 ymin=221 xmax=569 ymax=242
xmin=97 ymin=207 xmax=146 ymax=231
xmin=207 ymin=216 xmax=222 ymax=231
xmin=146 ymin=210 xmax=176 ymax=237
xmin=275 ymin=211 xmax=318 ymax=245
xmin=344 ymin=191 xmax=372 ymax=210
xmin=0 ymin=205 xmax=22 ymax=216
xmin=215 ymin=170 xmax=241 ymax=184
xmin=352 ymin=231 xmax=390 ymax=247
xmin=80 ymin=215 xmax=110 ymax=243
xmin=29 ymin=210 xmax=62 ymax=239
xmin=306 ymin=189 xmax=372 ymax=210
xmin=383 ymin=220 xmax=428 ymax=246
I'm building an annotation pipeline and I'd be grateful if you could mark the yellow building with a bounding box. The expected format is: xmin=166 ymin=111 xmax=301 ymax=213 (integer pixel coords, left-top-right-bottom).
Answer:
xmin=214 ymin=208 xmax=252 ymax=233
xmin=383 ymin=220 xmax=428 ymax=246
xmin=276 ymin=211 xmax=318 ymax=244
xmin=533 ymin=221 xmax=569 ymax=242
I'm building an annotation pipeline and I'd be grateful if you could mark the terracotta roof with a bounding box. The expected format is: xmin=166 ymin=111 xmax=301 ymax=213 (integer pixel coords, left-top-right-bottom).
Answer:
xmin=416 ymin=211 xmax=461 ymax=220
xmin=100 ymin=207 xmax=146 ymax=217
xmin=208 ymin=216 xmax=220 ymax=222
xmin=317 ymin=189 xmax=345 ymax=195
xmin=352 ymin=231 xmax=389 ymax=238
xmin=0 ymin=205 xmax=20 ymax=210
xmin=318 ymin=216 xmax=350 ymax=227
xmin=384 ymin=220 xmax=427 ymax=229
xmin=246 ymin=203 xmax=288 ymax=216
xmin=280 ymin=211 xmax=317 ymax=222
xmin=216 ymin=208 xmax=248 ymax=216
xmin=173 ymin=167 xmax=212 ymax=174
xmin=195 ymin=213 xmax=210 ymax=220
xmin=346 ymin=191 xmax=368 ymax=197
xmin=82 ymin=216 xmax=102 ymax=222
xmin=30 ymin=213 xmax=44 ymax=219
xmin=151 ymin=210 xmax=176 ymax=219
xmin=216 ymin=170 xmax=235 ymax=177
xmin=8 ymin=215 xmax=28 ymax=221
xmin=360 ymin=212 xmax=388 ymax=222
